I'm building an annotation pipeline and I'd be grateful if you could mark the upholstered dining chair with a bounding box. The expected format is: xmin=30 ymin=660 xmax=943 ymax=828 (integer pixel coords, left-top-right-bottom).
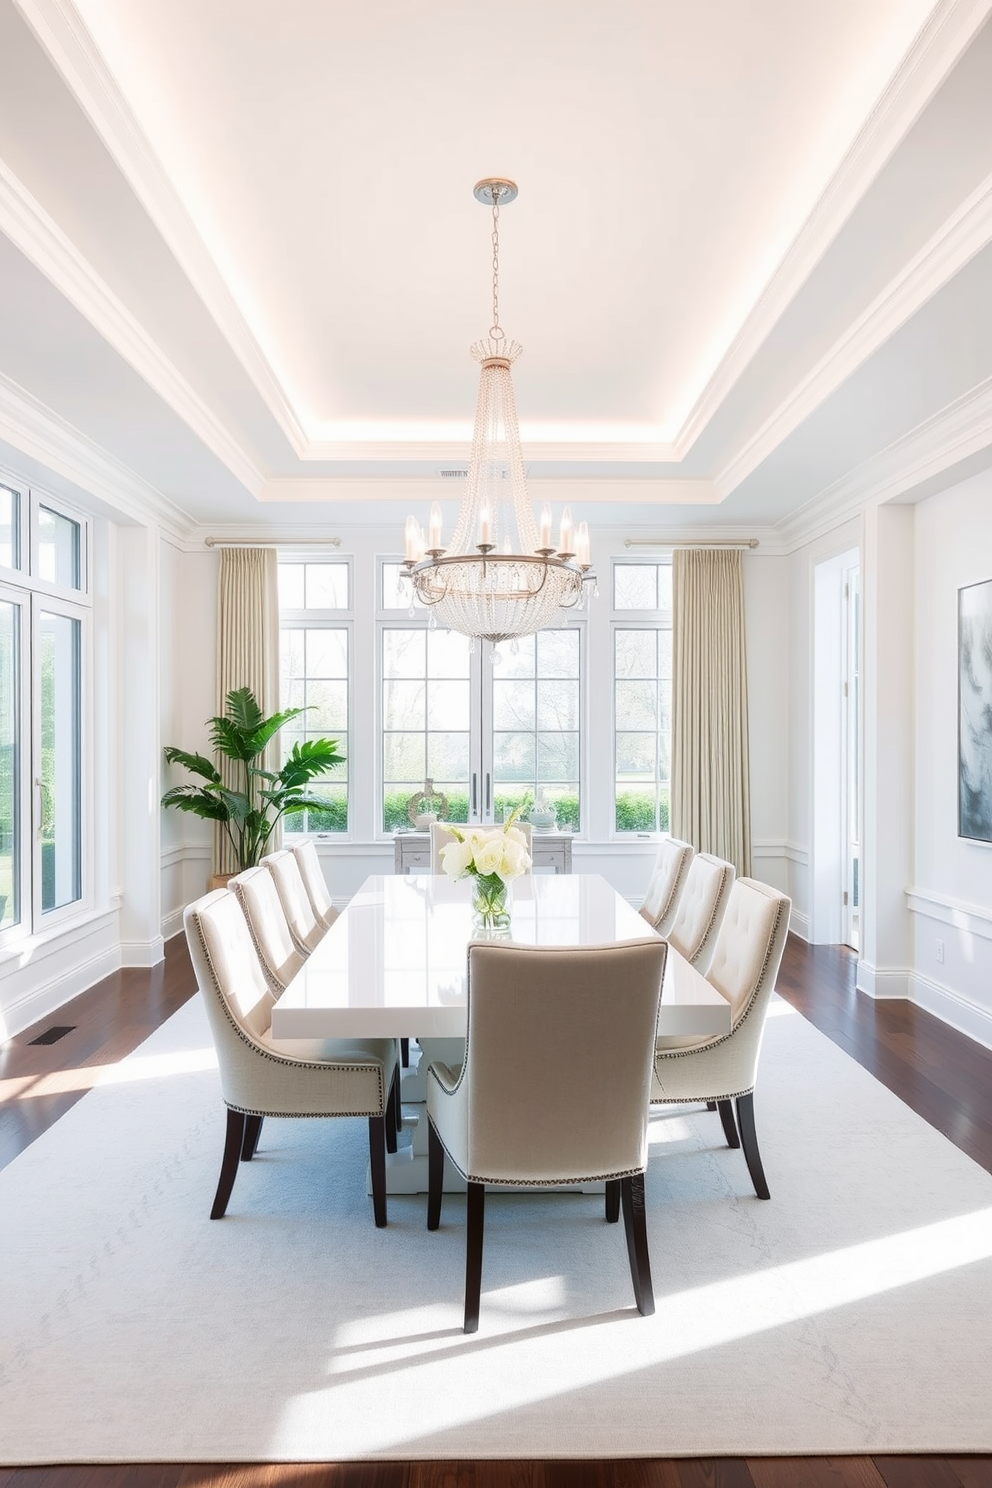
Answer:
xmin=261 ymin=848 xmax=326 ymax=954
xmin=429 ymin=820 xmax=533 ymax=873
xmin=230 ymin=864 xmax=306 ymax=993
xmin=292 ymin=839 xmax=339 ymax=931
xmin=639 ymin=837 xmax=694 ymax=935
xmin=651 ymin=877 xmax=791 ymax=1200
xmin=667 ymin=853 xmax=736 ymax=973
xmin=426 ymin=937 xmax=668 ymax=1333
xmin=184 ymin=888 xmax=401 ymax=1227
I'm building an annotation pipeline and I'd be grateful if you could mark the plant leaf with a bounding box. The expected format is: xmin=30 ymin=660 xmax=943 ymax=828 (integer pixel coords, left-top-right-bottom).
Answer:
xmin=163 ymin=748 xmax=223 ymax=784
xmin=161 ymin=786 xmax=229 ymax=821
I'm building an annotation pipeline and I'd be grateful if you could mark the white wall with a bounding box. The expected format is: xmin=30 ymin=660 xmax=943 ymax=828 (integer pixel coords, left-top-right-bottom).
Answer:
xmin=159 ymin=542 xmax=216 ymax=939
xmin=910 ymin=468 xmax=992 ymax=1047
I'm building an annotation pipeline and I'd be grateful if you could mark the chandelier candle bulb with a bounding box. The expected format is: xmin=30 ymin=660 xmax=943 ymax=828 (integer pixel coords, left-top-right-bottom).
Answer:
xmin=539 ymin=505 xmax=552 ymax=550
xmin=479 ymin=506 xmax=492 ymax=547
xmin=558 ymin=506 xmax=574 ymax=556
xmin=576 ymin=521 xmax=591 ymax=568
xmin=429 ymin=502 xmax=443 ymax=552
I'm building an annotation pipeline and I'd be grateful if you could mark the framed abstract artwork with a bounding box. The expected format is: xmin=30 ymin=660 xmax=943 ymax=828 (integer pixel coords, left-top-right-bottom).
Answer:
xmin=958 ymin=577 xmax=992 ymax=842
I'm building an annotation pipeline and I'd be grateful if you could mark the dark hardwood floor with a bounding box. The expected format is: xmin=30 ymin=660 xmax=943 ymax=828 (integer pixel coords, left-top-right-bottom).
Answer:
xmin=3 ymin=932 xmax=992 ymax=1488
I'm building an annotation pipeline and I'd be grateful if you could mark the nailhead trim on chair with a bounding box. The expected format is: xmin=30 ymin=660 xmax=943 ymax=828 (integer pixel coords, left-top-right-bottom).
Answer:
xmin=229 ymin=878 xmax=289 ymax=996
xmin=653 ymin=894 xmax=789 ymax=1067
xmin=426 ymin=1102 xmax=648 ymax=1187
xmin=190 ymin=911 xmax=386 ymax=1115
xmin=427 ymin=968 xmax=650 ymax=1187
xmin=685 ymin=861 xmax=734 ymax=964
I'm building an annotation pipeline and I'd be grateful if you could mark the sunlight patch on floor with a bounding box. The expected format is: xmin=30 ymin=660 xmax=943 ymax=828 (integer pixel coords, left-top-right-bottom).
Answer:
xmin=1 ymin=1047 xmax=218 ymax=1100
xmin=269 ymin=1205 xmax=992 ymax=1455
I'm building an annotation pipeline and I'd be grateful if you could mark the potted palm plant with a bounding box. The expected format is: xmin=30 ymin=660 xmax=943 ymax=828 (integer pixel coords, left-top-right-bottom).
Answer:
xmin=162 ymin=686 xmax=345 ymax=879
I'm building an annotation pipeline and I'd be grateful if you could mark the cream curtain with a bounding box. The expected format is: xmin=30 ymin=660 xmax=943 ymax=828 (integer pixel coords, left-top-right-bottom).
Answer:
xmin=214 ymin=547 xmax=281 ymax=876
xmin=670 ymin=548 xmax=751 ymax=877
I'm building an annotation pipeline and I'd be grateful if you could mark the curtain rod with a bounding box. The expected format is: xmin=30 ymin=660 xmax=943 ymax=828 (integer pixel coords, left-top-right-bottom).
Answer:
xmin=204 ymin=538 xmax=342 ymax=548
xmin=624 ymin=538 xmax=758 ymax=550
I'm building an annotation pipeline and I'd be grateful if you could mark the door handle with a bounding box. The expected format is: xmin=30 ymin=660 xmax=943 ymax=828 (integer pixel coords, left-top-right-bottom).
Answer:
xmin=485 ymin=772 xmax=491 ymax=816
xmin=471 ymin=773 xmax=478 ymax=817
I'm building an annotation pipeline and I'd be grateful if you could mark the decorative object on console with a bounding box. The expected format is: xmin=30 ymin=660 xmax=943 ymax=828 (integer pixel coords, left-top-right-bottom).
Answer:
xmin=527 ymin=793 xmax=557 ymax=831
xmin=959 ymin=577 xmax=992 ymax=842
xmin=401 ymin=179 xmax=596 ymax=643
xmin=438 ymin=808 xmax=532 ymax=931
xmin=406 ymin=777 xmax=450 ymax=829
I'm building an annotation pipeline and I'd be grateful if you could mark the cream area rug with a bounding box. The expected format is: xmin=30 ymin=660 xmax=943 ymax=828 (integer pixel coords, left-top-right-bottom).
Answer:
xmin=1 ymin=992 xmax=992 ymax=1462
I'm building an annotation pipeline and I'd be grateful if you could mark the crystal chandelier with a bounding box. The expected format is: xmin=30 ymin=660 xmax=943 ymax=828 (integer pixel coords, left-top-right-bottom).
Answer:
xmin=402 ymin=178 xmax=594 ymax=644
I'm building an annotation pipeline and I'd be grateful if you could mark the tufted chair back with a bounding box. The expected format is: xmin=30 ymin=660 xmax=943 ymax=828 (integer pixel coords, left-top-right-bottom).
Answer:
xmin=707 ymin=877 xmax=791 ymax=1028
xmin=639 ymin=837 xmax=694 ymax=935
xmin=183 ymin=888 xmax=278 ymax=1111
xmin=668 ymin=853 xmax=736 ymax=972
xmin=430 ymin=821 xmax=533 ymax=874
xmin=261 ymin=849 xmax=325 ymax=954
xmin=292 ymin=839 xmax=338 ymax=930
xmin=230 ymin=865 xmax=306 ymax=992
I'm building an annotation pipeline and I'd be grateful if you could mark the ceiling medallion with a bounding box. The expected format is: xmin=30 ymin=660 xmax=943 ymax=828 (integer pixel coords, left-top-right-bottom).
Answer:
xmin=401 ymin=178 xmax=595 ymax=646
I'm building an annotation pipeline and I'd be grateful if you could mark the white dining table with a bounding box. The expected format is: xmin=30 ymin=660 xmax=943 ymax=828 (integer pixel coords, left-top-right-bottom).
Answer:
xmin=271 ymin=872 xmax=732 ymax=1192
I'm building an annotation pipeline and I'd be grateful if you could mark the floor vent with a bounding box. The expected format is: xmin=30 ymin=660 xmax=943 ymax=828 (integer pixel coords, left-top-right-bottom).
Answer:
xmin=28 ymin=1025 xmax=76 ymax=1046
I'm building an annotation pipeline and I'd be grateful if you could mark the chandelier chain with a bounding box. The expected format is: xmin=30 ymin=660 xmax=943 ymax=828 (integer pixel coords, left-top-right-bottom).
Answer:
xmin=490 ymin=189 xmax=503 ymax=341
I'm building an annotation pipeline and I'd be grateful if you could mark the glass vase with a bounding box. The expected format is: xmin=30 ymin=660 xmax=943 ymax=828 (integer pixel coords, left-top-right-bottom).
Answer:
xmin=471 ymin=872 xmax=511 ymax=934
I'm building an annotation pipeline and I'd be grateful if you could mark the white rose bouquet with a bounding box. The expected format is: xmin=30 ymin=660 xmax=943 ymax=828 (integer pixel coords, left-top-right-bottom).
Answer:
xmin=439 ymin=807 xmax=532 ymax=925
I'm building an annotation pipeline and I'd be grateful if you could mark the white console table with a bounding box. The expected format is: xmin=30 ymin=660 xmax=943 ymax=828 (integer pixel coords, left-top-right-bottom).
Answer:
xmin=393 ymin=828 xmax=573 ymax=875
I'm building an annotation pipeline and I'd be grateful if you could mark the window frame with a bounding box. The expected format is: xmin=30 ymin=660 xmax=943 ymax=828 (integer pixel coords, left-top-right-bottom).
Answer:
xmin=611 ymin=558 xmax=673 ymax=839
xmin=0 ymin=484 xmax=92 ymax=943
xmin=278 ymin=553 xmax=354 ymax=841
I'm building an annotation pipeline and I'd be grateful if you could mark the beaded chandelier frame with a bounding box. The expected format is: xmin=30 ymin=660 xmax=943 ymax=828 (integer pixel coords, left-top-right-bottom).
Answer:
xmin=402 ymin=179 xmax=594 ymax=645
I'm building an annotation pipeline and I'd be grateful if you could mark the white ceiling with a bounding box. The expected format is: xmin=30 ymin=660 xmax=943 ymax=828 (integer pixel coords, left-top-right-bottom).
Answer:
xmin=0 ymin=0 xmax=991 ymax=539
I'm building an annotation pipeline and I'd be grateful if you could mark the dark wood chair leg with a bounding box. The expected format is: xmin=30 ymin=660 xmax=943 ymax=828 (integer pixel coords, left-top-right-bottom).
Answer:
xmin=427 ymin=1117 xmax=444 ymax=1230
xmin=735 ymin=1091 xmax=770 ymax=1199
xmin=706 ymin=1100 xmax=718 ymax=1111
xmin=240 ymin=1113 xmax=263 ymax=1161
xmin=211 ymin=1109 xmax=246 ymax=1219
xmin=717 ymin=1098 xmax=741 ymax=1149
xmin=368 ymin=1115 xmax=388 ymax=1227
xmin=393 ymin=1062 xmax=404 ymax=1136
xmin=384 ymin=1066 xmax=399 ymax=1155
xmin=464 ymin=1181 xmax=486 ymax=1334
xmin=401 ymin=1037 xmax=410 ymax=1067
xmin=620 ymin=1173 xmax=655 ymax=1317
xmin=605 ymin=1178 xmax=620 ymax=1223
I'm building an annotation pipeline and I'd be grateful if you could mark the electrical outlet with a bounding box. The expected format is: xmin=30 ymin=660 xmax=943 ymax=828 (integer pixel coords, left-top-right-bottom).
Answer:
xmin=936 ymin=939 xmax=945 ymax=964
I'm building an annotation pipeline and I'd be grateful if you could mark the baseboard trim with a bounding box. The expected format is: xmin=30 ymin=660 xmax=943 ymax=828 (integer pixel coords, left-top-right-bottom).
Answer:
xmin=789 ymin=909 xmax=811 ymax=941
xmin=910 ymin=972 xmax=992 ymax=1051
xmin=120 ymin=936 xmax=165 ymax=968
xmin=1 ymin=946 xmax=121 ymax=1040
xmin=856 ymin=961 xmax=911 ymax=999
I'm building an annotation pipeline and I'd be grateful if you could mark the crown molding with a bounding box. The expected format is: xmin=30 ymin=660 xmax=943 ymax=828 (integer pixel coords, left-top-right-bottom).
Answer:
xmin=299 ymin=437 xmax=681 ymax=463
xmin=0 ymin=370 xmax=191 ymax=537
xmin=260 ymin=476 xmax=721 ymax=505
xmin=11 ymin=0 xmax=309 ymax=458
xmin=717 ymin=169 xmax=992 ymax=497
xmin=777 ymin=374 xmax=992 ymax=551
xmin=674 ymin=0 xmax=992 ymax=459
xmin=0 ymin=160 xmax=266 ymax=499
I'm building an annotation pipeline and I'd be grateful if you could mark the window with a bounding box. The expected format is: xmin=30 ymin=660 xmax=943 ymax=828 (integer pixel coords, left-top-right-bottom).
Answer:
xmin=278 ymin=560 xmax=350 ymax=834
xmin=492 ymin=630 xmax=581 ymax=829
xmin=382 ymin=626 xmax=472 ymax=830
xmin=0 ymin=484 xmax=88 ymax=940
xmin=378 ymin=561 xmax=584 ymax=832
xmin=613 ymin=560 xmax=672 ymax=833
